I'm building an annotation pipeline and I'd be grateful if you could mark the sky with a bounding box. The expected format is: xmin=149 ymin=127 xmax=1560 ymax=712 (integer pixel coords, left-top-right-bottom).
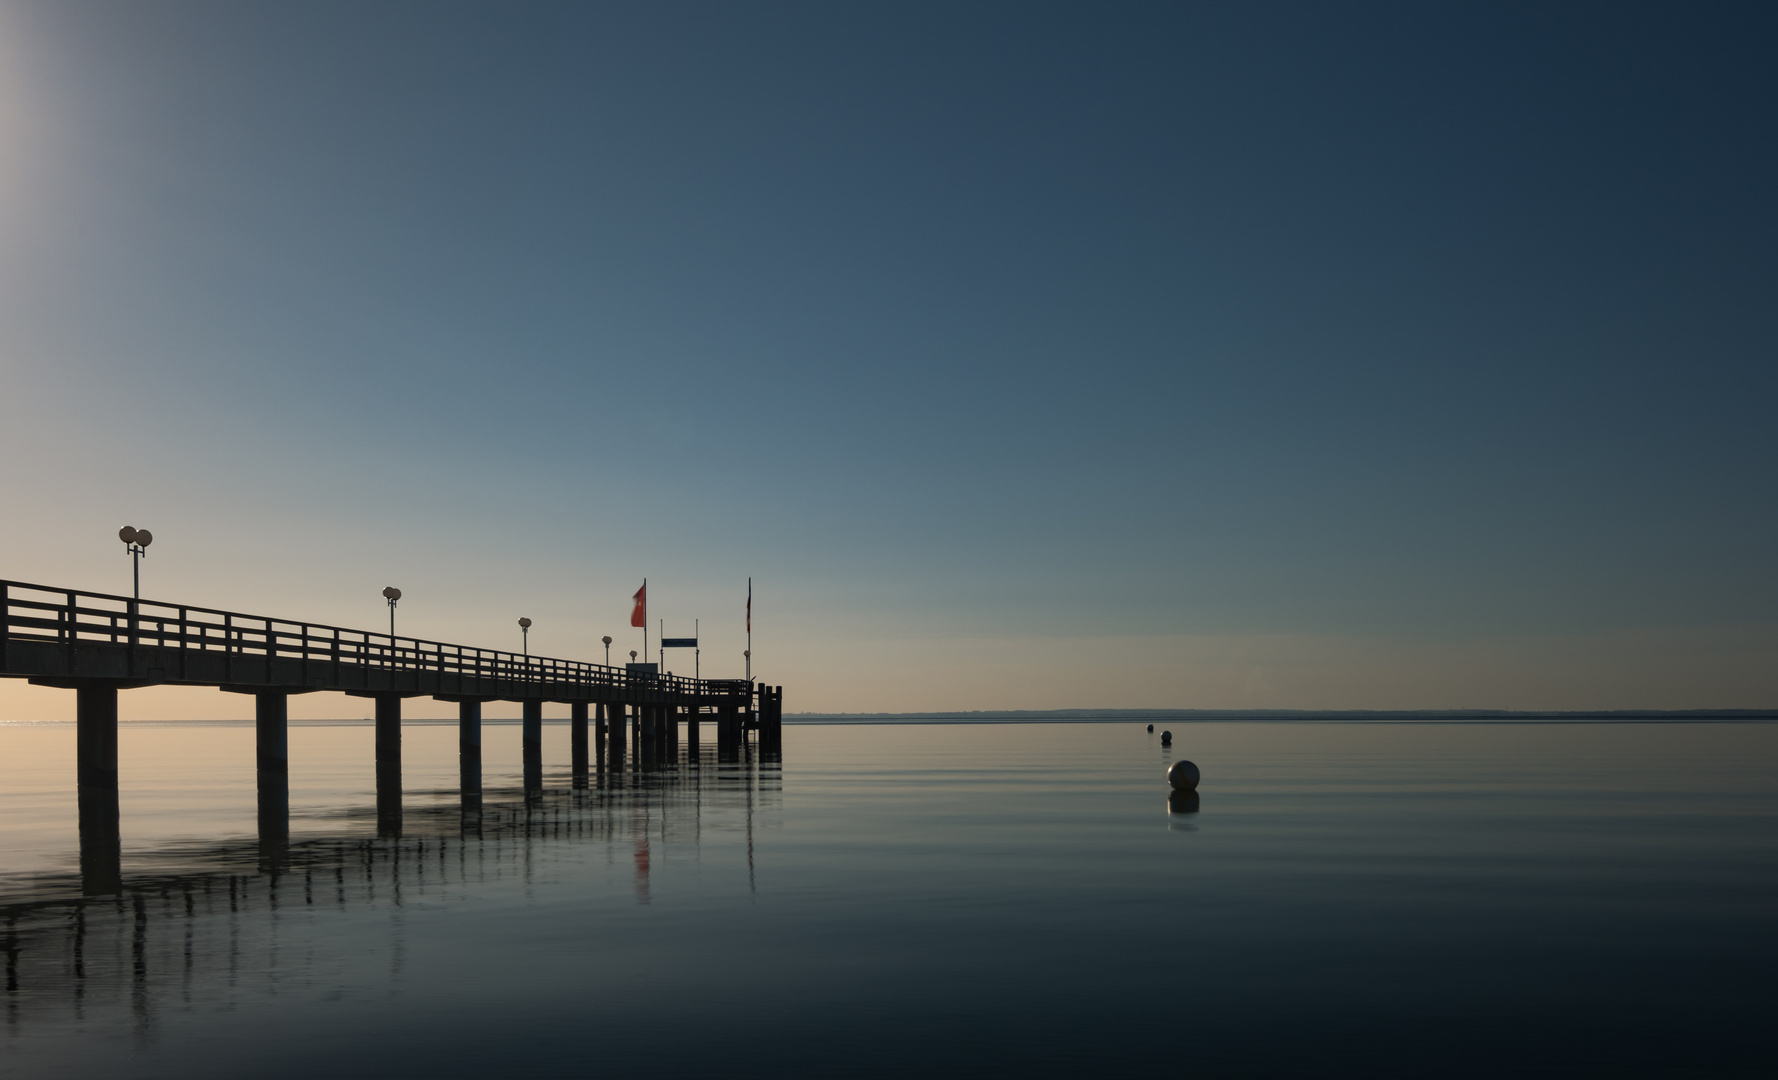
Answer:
xmin=0 ymin=0 xmax=1773 ymax=719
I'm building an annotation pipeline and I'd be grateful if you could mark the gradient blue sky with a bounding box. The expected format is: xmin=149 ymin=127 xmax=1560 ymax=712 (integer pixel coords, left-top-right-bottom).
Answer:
xmin=1 ymin=1 xmax=1773 ymax=717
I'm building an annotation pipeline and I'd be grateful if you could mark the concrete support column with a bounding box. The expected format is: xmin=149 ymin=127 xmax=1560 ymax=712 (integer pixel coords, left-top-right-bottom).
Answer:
xmin=255 ymin=691 xmax=289 ymax=774
xmin=523 ymin=699 xmax=543 ymax=790
xmin=717 ymin=702 xmax=739 ymax=758
xmin=571 ymin=701 xmax=589 ymax=788
xmin=254 ymin=691 xmax=290 ymax=870
xmin=375 ymin=694 xmax=402 ymax=774
xmin=607 ymin=704 xmax=626 ymax=771
xmin=374 ymin=694 xmax=402 ymax=837
xmin=458 ymin=700 xmax=482 ymax=803
xmin=257 ymin=773 xmax=289 ymax=872
xmin=77 ymin=683 xmax=120 ymax=790
xmin=687 ymin=705 xmax=700 ymax=752
xmin=76 ymin=683 xmax=121 ymax=895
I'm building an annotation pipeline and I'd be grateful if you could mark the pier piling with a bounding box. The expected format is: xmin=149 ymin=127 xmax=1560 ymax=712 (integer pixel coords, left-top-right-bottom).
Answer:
xmin=76 ymin=682 xmax=122 ymax=894
xmin=373 ymin=694 xmax=402 ymax=837
xmin=523 ymin=700 xmax=543 ymax=790
xmin=457 ymin=700 xmax=483 ymax=802
xmin=254 ymin=691 xmax=289 ymax=774
xmin=571 ymin=701 xmax=589 ymax=787
xmin=253 ymin=690 xmax=291 ymax=870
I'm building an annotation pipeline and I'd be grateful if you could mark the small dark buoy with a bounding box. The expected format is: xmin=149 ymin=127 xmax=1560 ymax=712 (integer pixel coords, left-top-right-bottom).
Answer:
xmin=1146 ymin=724 xmax=1153 ymax=733
xmin=1160 ymin=730 xmax=1172 ymax=746
xmin=1167 ymin=760 xmax=1199 ymax=791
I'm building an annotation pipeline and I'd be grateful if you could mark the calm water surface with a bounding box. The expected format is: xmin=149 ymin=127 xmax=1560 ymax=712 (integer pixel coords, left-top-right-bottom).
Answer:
xmin=1 ymin=720 xmax=1775 ymax=1078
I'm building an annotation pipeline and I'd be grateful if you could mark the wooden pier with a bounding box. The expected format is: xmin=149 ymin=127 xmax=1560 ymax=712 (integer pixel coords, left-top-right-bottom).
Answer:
xmin=0 ymin=578 xmax=785 ymax=892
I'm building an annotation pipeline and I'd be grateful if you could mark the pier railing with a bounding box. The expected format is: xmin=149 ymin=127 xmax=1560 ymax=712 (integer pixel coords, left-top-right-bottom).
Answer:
xmin=0 ymin=579 xmax=744 ymax=701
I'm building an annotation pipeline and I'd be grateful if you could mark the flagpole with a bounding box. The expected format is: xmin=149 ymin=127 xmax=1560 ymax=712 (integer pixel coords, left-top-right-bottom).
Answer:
xmin=746 ymin=577 xmax=752 ymax=683
xmin=642 ymin=577 xmax=647 ymax=669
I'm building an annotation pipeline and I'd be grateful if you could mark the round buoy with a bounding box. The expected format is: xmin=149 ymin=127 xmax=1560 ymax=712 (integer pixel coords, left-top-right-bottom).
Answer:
xmin=1167 ymin=760 xmax=1199 ymax=791
xmin=1146 ymin=724 xmax=1154 ymax=733
xmin=1160 ymin=730 xmax=1172 ymax=745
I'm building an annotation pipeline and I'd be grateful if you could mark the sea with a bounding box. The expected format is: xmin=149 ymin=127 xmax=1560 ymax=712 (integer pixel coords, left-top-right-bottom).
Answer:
xmin=1 ymin=717 xmax=1775 ymax=1078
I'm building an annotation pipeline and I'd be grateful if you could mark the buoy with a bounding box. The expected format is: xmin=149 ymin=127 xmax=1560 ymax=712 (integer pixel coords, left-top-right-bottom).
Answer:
xmin=1167 ymin=760 xmax=1199 ymax=791
xmin=1146 ymin=724 xmax=1154 ymax=733
xmin=1160 ymin=730 xmax=1172 ymax=745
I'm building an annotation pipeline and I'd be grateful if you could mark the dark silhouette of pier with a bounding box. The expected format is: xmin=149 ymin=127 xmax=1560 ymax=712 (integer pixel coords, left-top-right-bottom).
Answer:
xmin=0 ymin=579 xmax=786 ymax=896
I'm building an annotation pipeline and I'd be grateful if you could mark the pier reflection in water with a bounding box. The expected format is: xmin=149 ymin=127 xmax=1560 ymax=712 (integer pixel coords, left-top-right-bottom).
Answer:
xmin=2 ymin=726 xmax=780 ymax=1051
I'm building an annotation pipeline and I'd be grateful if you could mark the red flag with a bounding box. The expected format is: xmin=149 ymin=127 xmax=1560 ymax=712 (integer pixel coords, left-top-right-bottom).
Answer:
xmin=631 ymin=583 xmax=646 ymax=628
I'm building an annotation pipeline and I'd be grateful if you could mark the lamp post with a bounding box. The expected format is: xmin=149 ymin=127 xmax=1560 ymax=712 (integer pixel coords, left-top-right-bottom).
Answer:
xmin=602 ymin=635 xmax=612 ymax=665
xmin=118 ymin=526 xmax=153 ymax=600
xmin=518 ymin=617 xmax=531 ymax=658
xmin=383 ymin=586 xmax=401 ymax=636
xmin=629 ymin=650 xmax=637 ymax=664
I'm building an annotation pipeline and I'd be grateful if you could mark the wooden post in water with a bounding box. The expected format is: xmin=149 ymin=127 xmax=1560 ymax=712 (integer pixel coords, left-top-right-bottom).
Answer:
xmin=766 ymin=685 xmax=784 ymax=752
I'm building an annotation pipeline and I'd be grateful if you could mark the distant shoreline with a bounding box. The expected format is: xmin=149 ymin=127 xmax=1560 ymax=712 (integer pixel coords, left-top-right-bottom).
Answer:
xmin=784 ymin=708 xmax=1778 ymax=724
xmin=3 ymin=709 xmax=1774 ymax=727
